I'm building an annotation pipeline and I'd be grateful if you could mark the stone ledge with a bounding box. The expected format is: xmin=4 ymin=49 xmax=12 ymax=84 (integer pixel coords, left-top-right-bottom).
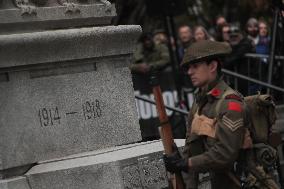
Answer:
xmin=0 ymin=4 xmax=116 ymax=34
xmin=0 ymin=25 xmax=142 ymax=69
xmin=36 ymin=139 xmax=184 ymax=166
xmin=0 ymin=177 xmax=30 ymax=189
xmin=25 ymin=140 xmax=184 ymax=189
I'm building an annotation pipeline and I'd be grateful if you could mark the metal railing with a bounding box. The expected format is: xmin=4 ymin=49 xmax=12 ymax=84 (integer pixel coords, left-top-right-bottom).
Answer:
xmin=135 ymin=95 xmax=188 ymax=116
xmin=223 ymin=53 xmax=284 ymax=96
xmin=222 ymin=68 xmax=284 ymax=93
xmin=245 ymin=53 xmax=284 ymax=60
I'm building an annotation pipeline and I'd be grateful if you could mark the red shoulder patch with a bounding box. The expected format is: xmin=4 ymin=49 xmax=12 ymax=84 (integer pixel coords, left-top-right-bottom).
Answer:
xmin=225 ymin=94 xmax=242 ymax=101
xmin=228 ymin=102 xmax=242 ymax=112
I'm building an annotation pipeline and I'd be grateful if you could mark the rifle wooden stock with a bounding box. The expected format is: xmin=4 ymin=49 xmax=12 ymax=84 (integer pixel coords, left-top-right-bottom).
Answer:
xmin=152 ymin=84 xmax=185 ymax=189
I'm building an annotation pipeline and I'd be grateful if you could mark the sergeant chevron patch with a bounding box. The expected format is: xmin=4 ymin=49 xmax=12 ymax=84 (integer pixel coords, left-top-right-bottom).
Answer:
xmin=222 ymin=115 xmax=243 ymax=131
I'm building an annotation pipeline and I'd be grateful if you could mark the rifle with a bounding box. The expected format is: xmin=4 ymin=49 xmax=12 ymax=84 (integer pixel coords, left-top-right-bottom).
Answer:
xmin=150 ymin=72 xmax=185 ymax=189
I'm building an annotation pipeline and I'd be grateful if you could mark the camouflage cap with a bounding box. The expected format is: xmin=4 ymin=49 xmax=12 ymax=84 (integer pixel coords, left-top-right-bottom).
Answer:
xmin=181 ymin=40 xmax=232 ymax=66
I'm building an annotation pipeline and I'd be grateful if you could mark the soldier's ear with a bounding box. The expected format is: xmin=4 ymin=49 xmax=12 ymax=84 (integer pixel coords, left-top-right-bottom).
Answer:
xmin=208 ymin=60 xmax=218 ymax=73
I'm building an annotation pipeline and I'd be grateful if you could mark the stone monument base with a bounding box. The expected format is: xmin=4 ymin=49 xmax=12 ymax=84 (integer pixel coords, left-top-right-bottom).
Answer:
xmin=0 ymin=177 xmax=30 ymax=189
xmin=0 ymin=140 xmax=184 ymax=189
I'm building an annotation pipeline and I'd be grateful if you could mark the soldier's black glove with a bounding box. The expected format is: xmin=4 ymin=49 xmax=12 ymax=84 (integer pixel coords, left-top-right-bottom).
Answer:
xmin=163 ymin=151 xmax=188 ymax=173
xmin=171 ymin=142 xmax=180 ymax=154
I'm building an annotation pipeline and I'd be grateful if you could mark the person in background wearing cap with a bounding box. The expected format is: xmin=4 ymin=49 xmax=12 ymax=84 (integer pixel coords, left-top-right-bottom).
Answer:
xmin=163 ymin=40 xmax=250 ymax=189
xmin=130 ymin=33 xmax=170 ymax=74
xmin=153 ymin=29 xmax=168 ymax=46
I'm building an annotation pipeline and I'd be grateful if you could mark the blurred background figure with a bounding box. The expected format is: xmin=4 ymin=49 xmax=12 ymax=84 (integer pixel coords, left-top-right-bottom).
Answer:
xmin=224 ymin=24 xmax=255 ymax=96
xmin=193 ymin=25 xmax=214 ymax=42
xmin=256 ymin=20 xmax=270 ymax=55
xmin=193 ymin=26 xmax=207 ymax=42
xmin=220 ymin=23 xmax=230 ymax=42
xmin=255 ymin=20 xmax=270 ymax=92
xmin=213 ymin=15 xmax=228 ymax=41
xmin=130 ymin=33 xmax=170 ymax=74
xmin=246 ymin=17 xmax=259 ymax=46
xmin=177 ymin=25 xmax=193 ymax=61
xmin=216 ymin=15 xmax=227 ymax=26
xmin=153 ymin=29 xmax=168 ymax=45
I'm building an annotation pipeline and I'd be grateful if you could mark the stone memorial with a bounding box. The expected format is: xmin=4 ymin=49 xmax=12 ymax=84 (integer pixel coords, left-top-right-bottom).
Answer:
xmin=0 ymin=25 xmax=142 ymax=171
xmin=0 ymin=0 xmax=179 ymax=188
xmin=25 ymin=140 xmax=183 ymax=189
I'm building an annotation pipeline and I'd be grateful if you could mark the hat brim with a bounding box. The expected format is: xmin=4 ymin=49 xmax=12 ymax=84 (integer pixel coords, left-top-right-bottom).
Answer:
xmin=181 ymin=53 xmax=228 ymax=67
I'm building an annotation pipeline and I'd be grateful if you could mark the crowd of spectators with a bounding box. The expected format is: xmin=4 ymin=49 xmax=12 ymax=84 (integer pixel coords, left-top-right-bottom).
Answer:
xmin=129 ymin=16 xmax=282 ymax=140
xmin=130 ymin=16 xmax=274 ymax=97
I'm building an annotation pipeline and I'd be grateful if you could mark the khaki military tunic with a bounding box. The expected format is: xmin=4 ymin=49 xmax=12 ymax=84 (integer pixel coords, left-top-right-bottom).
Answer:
xmin=130 ymin=43 xmax=170 ymax=72
xmin=183 ymin=79 xmax=246 ymax=189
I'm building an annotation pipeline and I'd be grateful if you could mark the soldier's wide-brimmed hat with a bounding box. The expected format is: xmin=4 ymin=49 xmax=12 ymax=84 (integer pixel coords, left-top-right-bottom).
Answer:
xmin=181 ymin=40 xmax=232 ymax=66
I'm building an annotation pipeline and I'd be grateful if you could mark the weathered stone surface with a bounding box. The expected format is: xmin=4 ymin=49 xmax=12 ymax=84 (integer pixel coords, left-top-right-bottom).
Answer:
xmin=0 ymin=177 xmax=30 ymax=189
xmin=0 ymin=2 xmax=116 ymax=34
xmin=0 ymin=57 xmax=141 ymax=170
xmin=0 ymin=25 xmax=142 ymax=171
xmin=25 ymin=140 xmax=184 ymax=189
xmin=0 ymin=25 xmax=141 ymax=68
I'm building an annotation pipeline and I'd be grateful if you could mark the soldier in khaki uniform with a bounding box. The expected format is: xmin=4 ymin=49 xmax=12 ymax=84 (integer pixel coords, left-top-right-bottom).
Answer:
xmin=164 ymin=40 xmax=249 ymax=189
xmin=130 ymin=33 xmax=170 ymax=74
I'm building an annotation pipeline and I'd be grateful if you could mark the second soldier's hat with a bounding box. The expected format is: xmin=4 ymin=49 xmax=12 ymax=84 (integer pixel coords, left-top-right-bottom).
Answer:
xmin=181 ymin=40 xmax=232 ymax=66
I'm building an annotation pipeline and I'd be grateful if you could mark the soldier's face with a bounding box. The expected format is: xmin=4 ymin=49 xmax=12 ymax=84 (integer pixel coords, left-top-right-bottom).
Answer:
xmin=187 ymin=61 xmax=217 ymax=88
